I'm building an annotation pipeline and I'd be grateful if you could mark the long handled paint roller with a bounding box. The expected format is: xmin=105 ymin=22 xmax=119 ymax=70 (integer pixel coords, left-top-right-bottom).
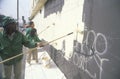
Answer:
xmin=46 ymin=32 xmax=73 ymax=45
xmin=0 ymin=32 xmax=73 ymax=64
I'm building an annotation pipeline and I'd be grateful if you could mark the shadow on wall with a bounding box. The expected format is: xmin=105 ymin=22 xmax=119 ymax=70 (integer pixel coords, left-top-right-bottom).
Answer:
xmin=43 ymin=44 xmax=81 ymax=79
xmin=44 ymin=0 xmax=64 ymax=18
xmin=40 ymin=39 xmax=82 ymax=79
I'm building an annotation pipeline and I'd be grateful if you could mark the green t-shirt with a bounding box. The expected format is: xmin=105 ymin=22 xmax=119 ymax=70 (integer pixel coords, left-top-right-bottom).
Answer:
xmin=26 ymin=27 xmax=41 ymax=43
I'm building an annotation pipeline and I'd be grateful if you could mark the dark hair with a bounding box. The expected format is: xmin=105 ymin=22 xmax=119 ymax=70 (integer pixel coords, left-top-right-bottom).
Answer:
xmin=30 ymin=28 xmax=36 ymax=36
xmin=29 ymin=21 xmax=34 ymax=26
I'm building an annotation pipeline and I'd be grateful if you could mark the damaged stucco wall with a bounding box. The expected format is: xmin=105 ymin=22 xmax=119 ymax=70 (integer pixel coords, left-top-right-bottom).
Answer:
xmin=31 ymin=0 xmax=120 ymax=79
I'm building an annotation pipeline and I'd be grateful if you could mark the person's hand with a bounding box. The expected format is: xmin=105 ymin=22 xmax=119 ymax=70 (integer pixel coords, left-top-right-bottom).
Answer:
xmin=37 ymin=42 xmax=44 ymax=47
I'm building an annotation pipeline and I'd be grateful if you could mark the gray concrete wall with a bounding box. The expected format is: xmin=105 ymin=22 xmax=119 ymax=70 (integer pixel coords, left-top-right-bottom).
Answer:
xmin=82 ymin=0 xmax=120 ymax=79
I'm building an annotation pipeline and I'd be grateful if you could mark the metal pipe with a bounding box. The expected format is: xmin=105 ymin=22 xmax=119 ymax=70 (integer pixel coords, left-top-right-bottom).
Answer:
xmin=17 ymin=0 xmax=19 ymax=29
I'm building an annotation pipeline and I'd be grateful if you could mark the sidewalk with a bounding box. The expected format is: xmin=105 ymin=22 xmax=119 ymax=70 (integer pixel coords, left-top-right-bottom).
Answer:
xmin=25 ymin=49 xmax=66 ymax=79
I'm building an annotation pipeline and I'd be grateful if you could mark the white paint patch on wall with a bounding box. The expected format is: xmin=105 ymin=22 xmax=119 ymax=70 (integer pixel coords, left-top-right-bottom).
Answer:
xmin=32 ymin=0 xmax=85 ymax=59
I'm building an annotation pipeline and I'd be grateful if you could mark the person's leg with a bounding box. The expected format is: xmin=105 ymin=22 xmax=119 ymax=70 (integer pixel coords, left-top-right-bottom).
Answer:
xmin=27 ymin=51 xmax=32 ymax=64
xmin=22 ymin=47 xmax=27 ymax=79
xmin=0 ymin=57 xmax=4 ymax=79
xmin=4 ymin=65 xmax=12 ymax=79
xmin=31 ymin=50 xmax=34 ymax=60
xmin=32 ymin=48 xmax=38 ymax=63
xmin=14 ymin=60 xmax=22 ymax=79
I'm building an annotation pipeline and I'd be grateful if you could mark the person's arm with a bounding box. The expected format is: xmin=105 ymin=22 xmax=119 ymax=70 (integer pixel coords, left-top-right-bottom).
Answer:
xmin=35 ymin=35 xmax=42 ymax=42
xmin=22 ymin=34 xmax=37 ymax=48
xmin=0 ymin=33 xmax=3 ymax=51
xmin=34 ymin=28 xmax=42 ymax=42
xmin=22 ymin=33 xmax=44 ymax=48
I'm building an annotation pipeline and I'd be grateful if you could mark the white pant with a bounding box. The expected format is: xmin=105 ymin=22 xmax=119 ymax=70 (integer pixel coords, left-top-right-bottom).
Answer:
xmin=0 ymin=57 xmax=4 ymax=79
xmin=27 ymin=48 xmax=38 ymax=64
